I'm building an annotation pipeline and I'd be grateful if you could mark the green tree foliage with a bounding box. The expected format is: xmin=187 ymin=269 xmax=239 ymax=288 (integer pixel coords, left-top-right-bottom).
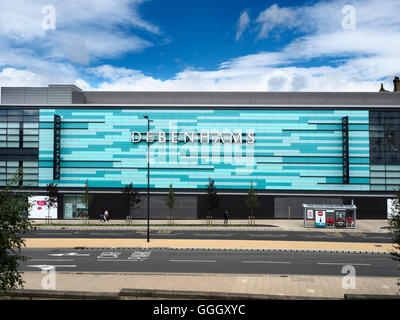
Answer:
xmin=123 ymin=183 xmax=141 ymax=218
xmin=205 ymin=178 xmax=219 ymax=216
xmin=165 ymin=184 xmax=176 ymax=216
xmin=45 ymin=183 xmax=59 ymax=219
xmin=245 ymin=183 xmax=260 ymax=217
xmin=388 ymin=190 xmax=400 ymax=287
xmin=0 ymin=168 xmax=34 ymax=291
xmin=81 ymin=180 xmax=93 ymax=218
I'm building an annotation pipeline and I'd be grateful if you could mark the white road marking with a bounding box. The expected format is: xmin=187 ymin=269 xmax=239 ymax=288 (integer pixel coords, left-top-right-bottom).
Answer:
xmin=49 ymin=253 xmax=90 ymax=257
xmin=27 ymin=265 xmax=77 ymax=270
xmin=97 ymin=259 xmax=149 ymax=262
xmin=249 ymin=234 xmax=287 ymax=237
xmin=305 ymin=235 xmax=335 ymax=238
xmin=90 ymin=233 xmax=125 ymax=236
xmin=97 ymin=252 xmax=122 ymax=259
xmin=241 ymin=261 xmax=291 ymax=264
xmin=128 ymin=251 xmax=151 ymax=261
xmin=37 ymin=233 xmax=71 ymax=235
xmin=30 ymin=259 xmax=75 ymax=262
xmin=169 ymin=260 xmax=217 ymax=263
xmin=192 ymin=233 xmax=233 ymax=237
xmin=96 ymin=251 xmax=152 ymax=262
xmin=317 ymin=263 xmax=371 ymax=266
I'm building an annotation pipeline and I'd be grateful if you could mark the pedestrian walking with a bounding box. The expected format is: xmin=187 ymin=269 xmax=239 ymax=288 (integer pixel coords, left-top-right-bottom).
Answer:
xmin=224 ymin=210 xmax=229 ymax=224
xmin=103 ymin=209 xmax=109 ymax=223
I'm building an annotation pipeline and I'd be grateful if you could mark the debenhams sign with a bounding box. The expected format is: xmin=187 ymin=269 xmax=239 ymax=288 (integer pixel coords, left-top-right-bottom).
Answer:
xmin=131 ymin=131 xmax=255 ymax=144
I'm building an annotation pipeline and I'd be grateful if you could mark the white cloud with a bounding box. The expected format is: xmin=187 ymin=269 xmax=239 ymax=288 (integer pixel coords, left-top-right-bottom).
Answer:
xmin=0 ymin=67 xmax=49 ymax=98
xmin=90 ymin=65 xmax=143 ymax=81
xmin=0 ymin=0 xmax=163 ymax=71
xmin=1 ymin=0 xmax=400 ymax=93
xmin=83 ymin=63 xmax=379 ymax=92
xmin=83 ymin=0 xmax=400 ymax=92
xmin=0 ymin=68 xmax=48 ymax=87
xmin=235 ymin=11 xmax=250 ymax=41
xmin=255 ymin=4 xmax=296 ymax=40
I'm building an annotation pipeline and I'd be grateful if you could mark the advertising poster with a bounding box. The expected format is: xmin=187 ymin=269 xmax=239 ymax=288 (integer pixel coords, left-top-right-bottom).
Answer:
xmin=29 ymin=196 xmax=57 ymax=219
xmin=306 ymin=209 xmax=314 ymax=220
xmin=315 ymin=210 xmax=326 ymax=227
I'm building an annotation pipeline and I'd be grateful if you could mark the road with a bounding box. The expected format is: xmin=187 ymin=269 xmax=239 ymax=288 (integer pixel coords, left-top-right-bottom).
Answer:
xmin=19 ymin=248 xmax=399 ymax=277
xmin=23 ymin=229 xmax=393 ymax=243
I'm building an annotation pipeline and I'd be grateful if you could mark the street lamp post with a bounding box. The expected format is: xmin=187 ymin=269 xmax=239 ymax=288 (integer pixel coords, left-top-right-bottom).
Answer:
xmin=144 ymin=116 xmax=152 ymax=242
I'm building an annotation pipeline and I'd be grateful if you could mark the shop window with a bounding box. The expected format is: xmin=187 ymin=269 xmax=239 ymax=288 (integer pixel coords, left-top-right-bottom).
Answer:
xmin=63 ymin=195 xmax=88 ymax=219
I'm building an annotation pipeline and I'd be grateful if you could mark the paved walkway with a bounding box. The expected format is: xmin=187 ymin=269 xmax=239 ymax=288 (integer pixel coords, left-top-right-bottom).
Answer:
xmin=33 ymin=219 xmax=390 ymax=233
xmin=21 ymin=271 xmax=399 ymax=299
xmin=23 ymin=238 xmax=396 ymax=253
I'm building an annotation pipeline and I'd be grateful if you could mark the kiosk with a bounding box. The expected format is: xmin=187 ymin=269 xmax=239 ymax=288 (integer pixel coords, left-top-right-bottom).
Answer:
xmin=303 ymin=204 xmax=356 ymax=229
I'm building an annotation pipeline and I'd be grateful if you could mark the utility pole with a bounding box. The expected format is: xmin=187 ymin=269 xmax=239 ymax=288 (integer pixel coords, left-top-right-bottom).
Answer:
xmin=144 ymin=115 xmax=152 ymax=242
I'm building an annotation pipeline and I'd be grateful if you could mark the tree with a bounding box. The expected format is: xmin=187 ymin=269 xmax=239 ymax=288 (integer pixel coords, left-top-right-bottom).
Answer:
xmin=0 ymin=168 xmax=35 ymax=291
xmin=81 ymin=180 xmax=93 ymax=218
xmin=205 ymin=178 xmax=219 ymax=217
xmin=45 ymin=183 xmax=59 ymax=222
xmin=165 ymin=184 xmax=176 ymax=218
xmin=245 ymin=183 xmax=260 ymax=218
xmin=123 ymin=183 xmax=141 ymax=219
xmin=388 ymin=189 xmax=400 ymax=287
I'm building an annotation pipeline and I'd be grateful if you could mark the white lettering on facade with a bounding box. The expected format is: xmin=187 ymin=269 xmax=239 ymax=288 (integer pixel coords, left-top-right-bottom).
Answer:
xmin=131 ymin=131 xmax=255 ymax=144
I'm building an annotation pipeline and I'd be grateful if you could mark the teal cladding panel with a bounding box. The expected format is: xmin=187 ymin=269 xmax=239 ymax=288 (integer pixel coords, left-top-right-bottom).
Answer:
xmin=38 ymin=109 xmax=370 ymax=190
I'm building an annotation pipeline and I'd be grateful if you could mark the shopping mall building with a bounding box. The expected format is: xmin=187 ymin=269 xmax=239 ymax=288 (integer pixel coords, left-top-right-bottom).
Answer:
xmin=1 ymin=79 xmax=400 ymax=220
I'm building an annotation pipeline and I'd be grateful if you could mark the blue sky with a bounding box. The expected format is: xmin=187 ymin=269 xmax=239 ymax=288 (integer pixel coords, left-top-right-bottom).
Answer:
xmin=111 ymin=0 xmax=315 ymax=80
xmin=0 ymin=0 xmax=399 ymax=92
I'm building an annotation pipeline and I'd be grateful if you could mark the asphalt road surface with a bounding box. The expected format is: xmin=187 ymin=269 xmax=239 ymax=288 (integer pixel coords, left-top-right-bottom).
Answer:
xmin=23 ymin=229 xmax=394 ymax=243
xmin=19 ymin=248 xmax=399 ymax=277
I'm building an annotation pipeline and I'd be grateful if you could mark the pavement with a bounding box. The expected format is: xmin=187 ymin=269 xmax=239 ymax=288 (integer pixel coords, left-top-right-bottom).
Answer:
xmin=20 ymin=271 xmax=400 ymax=299
xmin=23 ymin=238 xmax=396 ymax=254
xmin=20 ymin=219 xmax=399 ymax=299
xmin=33 ymin=219 xmax=390 ymax=233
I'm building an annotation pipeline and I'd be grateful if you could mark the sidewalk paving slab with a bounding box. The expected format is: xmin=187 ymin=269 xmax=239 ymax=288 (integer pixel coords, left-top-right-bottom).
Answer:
xmin=32 ymin=219 xmax=391 ymax=233
xmin=20 ymin=271 xmax=400 ymax=299
xmin=23 ymin=238 xmax=397 ymax=254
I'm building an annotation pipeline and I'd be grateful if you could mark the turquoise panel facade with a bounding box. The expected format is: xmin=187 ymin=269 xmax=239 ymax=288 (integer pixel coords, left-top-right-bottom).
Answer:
xmin=38 ymin=109 xmax=370 ymax=190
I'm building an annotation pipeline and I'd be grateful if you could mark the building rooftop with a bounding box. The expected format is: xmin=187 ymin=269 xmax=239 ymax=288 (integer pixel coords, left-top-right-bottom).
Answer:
xmin=302 ymin=204 xmax=357 ymax=210
xmin=1 ymin=80 xmax=400 ymax=107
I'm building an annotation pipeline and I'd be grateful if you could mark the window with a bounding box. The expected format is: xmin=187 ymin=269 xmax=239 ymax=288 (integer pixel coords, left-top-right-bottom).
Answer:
xmin=0 ymin=109 xmax=39 ymax=149
xmin=63 ymin=195 xmax=88 ymax=219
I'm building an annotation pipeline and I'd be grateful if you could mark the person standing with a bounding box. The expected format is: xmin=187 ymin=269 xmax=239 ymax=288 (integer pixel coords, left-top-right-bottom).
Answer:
xmin=224 ymin=210 xmax=229 ymax=225
xmin=104 ymin=210 xmax=109 ymax=223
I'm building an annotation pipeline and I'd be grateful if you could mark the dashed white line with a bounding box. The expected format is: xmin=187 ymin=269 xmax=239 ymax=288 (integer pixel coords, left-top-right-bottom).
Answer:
xmin=169 ymin=260 xmax=217 ymax=263
xmin=49 ymin=253 xmax=90 ymax=257
xmin=27 ymin=265 xmax=77 ymax=270
xmin=241 ymin=261 xmax=291 ymax=264
xmin=97 ymin=259 xmax=149 ymax=262
xmin=317 ymin=263 xmax=371 ymax=266
xmin=30 ymin=259 xmax=75 ymax=262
